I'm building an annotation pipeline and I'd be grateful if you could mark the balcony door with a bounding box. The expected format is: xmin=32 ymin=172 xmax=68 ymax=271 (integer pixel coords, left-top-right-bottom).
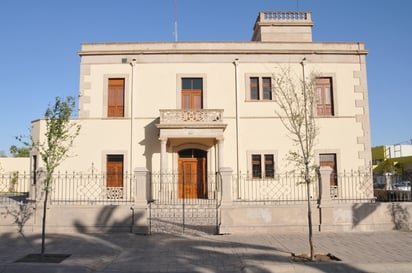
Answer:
xmin=182 ymin=78 xmax=203 ymax=110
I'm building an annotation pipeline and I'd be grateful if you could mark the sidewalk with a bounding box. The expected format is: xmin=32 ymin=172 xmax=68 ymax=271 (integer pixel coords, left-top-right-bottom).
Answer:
xmin=0 ymin=230 xmax=411 ymax=273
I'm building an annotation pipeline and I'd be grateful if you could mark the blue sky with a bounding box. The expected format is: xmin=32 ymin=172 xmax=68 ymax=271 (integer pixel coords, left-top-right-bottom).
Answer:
xmin=0 ymin=0 xmax=411 ymax=155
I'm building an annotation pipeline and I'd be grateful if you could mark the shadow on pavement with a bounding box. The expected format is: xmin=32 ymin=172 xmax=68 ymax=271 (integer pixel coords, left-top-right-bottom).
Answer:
xmin=0 ymin=205 xmax=374 ymax=273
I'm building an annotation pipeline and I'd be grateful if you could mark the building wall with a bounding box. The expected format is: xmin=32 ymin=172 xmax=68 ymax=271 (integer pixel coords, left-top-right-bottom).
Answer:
xmin=0 ymin=158 xmax=30 ymax=174
xmin=31 ymin=53 xmax=370 ymax=175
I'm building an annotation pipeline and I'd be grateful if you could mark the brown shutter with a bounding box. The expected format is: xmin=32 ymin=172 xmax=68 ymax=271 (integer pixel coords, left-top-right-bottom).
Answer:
xmin=108 ymin=79 xmax=125 ymax=117
xmin=315 ymin=78 xmax=334 ymax=116
xmin=106 ymin=155 xmax=124 ymax=187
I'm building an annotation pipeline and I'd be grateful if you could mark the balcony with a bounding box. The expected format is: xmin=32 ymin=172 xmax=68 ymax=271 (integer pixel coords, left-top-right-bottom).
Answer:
xmin=258 ymin=11 xmax=312 ymax=23
xmin=157 ymin=109 xmax=226 ymax=129
xmin=252 ymin=11 xmax=313 ymax=42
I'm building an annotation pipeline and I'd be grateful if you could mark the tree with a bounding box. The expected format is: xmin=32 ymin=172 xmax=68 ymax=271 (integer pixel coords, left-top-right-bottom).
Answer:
xmin=10 ymin=145 xmax=30 ymax=157
xmin=272 ymin=61 xmax=318 ymax=260
xmin=32 ymin=96 xmax=81 ymax=256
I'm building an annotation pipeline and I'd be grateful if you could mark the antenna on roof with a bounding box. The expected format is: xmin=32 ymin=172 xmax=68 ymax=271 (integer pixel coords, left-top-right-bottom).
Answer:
xmin=174 ymin=0 xmax=178 ymax=41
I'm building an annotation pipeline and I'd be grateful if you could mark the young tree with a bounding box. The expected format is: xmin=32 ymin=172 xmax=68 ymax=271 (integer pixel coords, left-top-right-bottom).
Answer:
xmin=32 ymin=96 xmax=81 ymax=256
xmin=273 ymin=61 xmax=318 ymax=260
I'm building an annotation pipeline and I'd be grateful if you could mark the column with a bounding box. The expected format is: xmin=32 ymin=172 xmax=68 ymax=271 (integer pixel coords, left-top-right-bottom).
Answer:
xmin=134 ymin=167 xmax=149 ymax=206
xmin=160 ymin=138 xmax=168 ymax=174
xmin=217 ymin=137 xmax=224 ymax=169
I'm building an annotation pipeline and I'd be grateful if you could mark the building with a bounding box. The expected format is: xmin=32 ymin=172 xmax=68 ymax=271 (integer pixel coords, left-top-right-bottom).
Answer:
xmin=372 ymin=144 xmax=412 ymax=174
xmin=29 ymin=11 xmax=374 ymax=233
xmin=372 ymin=144 xmax=412 ymax=193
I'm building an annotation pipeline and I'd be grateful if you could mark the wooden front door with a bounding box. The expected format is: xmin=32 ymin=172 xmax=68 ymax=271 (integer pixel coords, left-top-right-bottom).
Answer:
xmin=178 ymin=157 xmax=206 ymax=199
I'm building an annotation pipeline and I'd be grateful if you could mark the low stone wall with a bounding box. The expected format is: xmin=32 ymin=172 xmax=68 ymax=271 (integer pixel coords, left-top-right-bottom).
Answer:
xmin=219 ymin=202 xmax=412 ymax=233
xmin=220 ymin=204 xmax=319 ymax=233
xmin=0 ymin=203 xmax=148 ymax=234
xmin=1 ymin=201 xmax=411 ymax=234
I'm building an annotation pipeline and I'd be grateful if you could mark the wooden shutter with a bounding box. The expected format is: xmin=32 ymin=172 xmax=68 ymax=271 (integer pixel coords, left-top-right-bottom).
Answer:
xmin=106 ymin=155 xmax=124 ymax=187
xmin=316 ymin=78 xmax=334 ymax=116
xmin=108 ymin=79 xmax=125 ymax=117
xmin=319 ymin=153 xmax=337 ymax=186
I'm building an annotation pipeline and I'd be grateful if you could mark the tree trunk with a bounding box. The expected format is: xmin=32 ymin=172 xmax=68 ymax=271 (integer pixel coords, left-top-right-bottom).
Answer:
xmin=40 ymin=187 xmax=49 ymax=257
xmin=305 ymin=163 xmax=315 ymax=261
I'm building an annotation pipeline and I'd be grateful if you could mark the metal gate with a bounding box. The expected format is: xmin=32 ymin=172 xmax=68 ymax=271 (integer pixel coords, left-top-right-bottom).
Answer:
xmin=148 ymin=172 xmax=221 ymax=234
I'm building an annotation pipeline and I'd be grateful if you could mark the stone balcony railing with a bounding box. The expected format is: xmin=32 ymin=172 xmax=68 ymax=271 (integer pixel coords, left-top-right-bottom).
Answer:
xmin=258 ymin=11 xmax=311 ymax=23
xmin=158 ymin=109 xmax=224 ymax=127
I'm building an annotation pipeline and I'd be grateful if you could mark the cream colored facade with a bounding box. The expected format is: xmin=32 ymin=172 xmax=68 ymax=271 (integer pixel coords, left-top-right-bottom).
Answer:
xmin=31 ymin=11 xmax=371 ymax=195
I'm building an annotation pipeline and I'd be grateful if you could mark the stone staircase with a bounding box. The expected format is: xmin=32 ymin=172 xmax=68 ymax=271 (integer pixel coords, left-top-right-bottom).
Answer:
xmin=148 ymin=202 xmax=219 ymax=235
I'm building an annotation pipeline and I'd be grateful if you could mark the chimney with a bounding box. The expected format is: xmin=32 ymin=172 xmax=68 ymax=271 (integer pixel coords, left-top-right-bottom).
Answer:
xmin=252 ymin=11 xmax=314 ymax=42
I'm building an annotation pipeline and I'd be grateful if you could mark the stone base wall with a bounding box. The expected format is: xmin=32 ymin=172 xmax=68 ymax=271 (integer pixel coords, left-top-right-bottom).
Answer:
xmin=219 ymin=202 xmax=412 ymax=233
xmin=0 ymin=203 xmax=148 ymax=234
xmin=1 ymin=202 xmax=411 ymax=234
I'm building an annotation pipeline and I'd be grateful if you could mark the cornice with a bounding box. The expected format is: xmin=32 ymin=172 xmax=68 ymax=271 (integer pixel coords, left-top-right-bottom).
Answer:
xmin=78 ymin=42 xmax=368 ymax=56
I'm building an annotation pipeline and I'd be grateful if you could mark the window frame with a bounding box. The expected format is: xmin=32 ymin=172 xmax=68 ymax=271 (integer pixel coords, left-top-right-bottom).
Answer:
xmin=107 ymin=78 xmax=125 ymax=118
xmin=316 ymin=150 xmax=341 ymax=188
xmin=103 ymin=74 xmax=129 ymax=118
xmin=181 ymin=78 xmax=203 ymax=110
xmin=247 ymin=150 xmax=277 ymax=179
xmin=176 ymin=74 xmax=207 ymax=109
xmin=315 ymin=76 xmax=335 ymax=117
xmin=246 ymin=75 xmax=274 ymax=101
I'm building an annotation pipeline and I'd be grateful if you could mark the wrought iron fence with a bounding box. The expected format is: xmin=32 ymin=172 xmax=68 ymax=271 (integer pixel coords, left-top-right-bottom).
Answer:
xmin=149 ymin=171 xmax=218 ymax=204
xmin=233 ymin=170 xmax=375 ymax=205
xmin=332 ymin=170 xmax=374 ymax=203
xmin=46 ymin=171 xmax=135 ymax=205
xmin=0 ymin=171 xmax=30 ymax=206
xmin=373 ymin=173 xmax=412 ymax=202
xmin=233 ymin=172 xmax=319 ymax=205
xmin=148 ymin=171 xmax=219 ymax=234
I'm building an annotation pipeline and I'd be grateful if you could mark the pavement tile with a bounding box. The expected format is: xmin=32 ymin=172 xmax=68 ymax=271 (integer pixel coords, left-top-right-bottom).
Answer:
xmin=1 ymin=231 xmax=412 ymax=273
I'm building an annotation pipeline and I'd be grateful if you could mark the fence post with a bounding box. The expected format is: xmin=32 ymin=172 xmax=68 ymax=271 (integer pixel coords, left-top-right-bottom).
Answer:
xmin=319 ymin=166 xmax=333 ymax=204
xmin=134 ymin=167 xmax=149 ymax=206
xmin=29 ymin=167 xmax=46 ymax=202
xmin=219 ymin=167 xmax=233 ymax=205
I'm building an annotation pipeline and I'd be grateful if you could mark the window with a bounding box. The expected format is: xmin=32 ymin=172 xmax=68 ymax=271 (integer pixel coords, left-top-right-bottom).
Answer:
xmin=182 ymin=78 xmax=203 ymax=109
xmin=249 ymin=76 xmax=272 ymax=101
xmin=315 ymin=77 xmax=334 ymax=116
xmin=264 ymin=154 xmax=275 ymax=178
xmin=108 ymin=78 xmax=125 ymax=117
xmin=250 ymin=77 xmax=259 ymax=100
xmin=251 ymin=154 xmax=275 ymax=178
xmin=262 ymin=77 xmax=272 ymax=100
xmin=106 ymin=155 xmax=124 ymax=188
xmin=319 ymin=153 xmax=337 ymax=186
xmin=252 ymin=154 xmax=262 ymax=178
